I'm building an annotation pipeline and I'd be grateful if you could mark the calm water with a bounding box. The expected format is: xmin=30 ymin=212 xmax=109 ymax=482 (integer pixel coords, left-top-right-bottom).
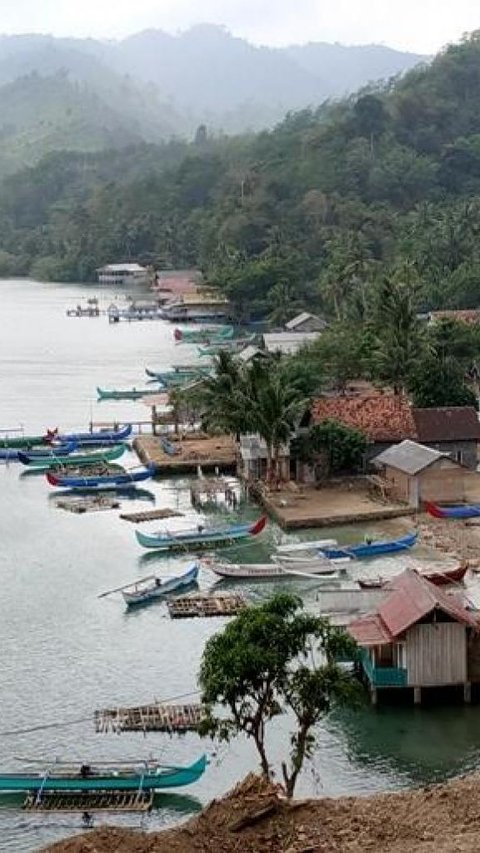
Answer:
xmin=1 ymin=279 xmax=480 ymax=851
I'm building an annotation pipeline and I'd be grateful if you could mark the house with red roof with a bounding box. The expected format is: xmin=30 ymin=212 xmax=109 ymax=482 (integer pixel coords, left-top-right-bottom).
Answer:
xmin=348 ymin=569 xmax=480 ymax=705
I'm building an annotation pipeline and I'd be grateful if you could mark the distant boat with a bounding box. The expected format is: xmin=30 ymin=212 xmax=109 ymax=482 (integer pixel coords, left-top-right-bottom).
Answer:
xmin=425 ymin=501 xmax=480 ymax=519
xmin=19 ymin=444 xmax=126 ymax=469
xmin=122 ymin=563 xmax=199 ymax=607
xmin=145 ymin=366 xmax=211 ymax=382
xmin=1 ymin=441 xmax=77 ymax=463
xmin=174 ymin=325 xmax=234 ymax=343
xmin=0 ymin=755 xmax=207 ymax=792
xmin=46 ymin=464 xmax=155 ymax=490
xmin=0 ymin=434 xmax=47 ymax=449
xmin=136 ymin=515 xmax=267 ymax=552
xmin=209 ymin=561 xmax=342 ymax=580
xmin=17 ymin=440 xmax=78 ymax=459
xmin=358 ymin=565 xmax=468 ymax=589
xmin=319 ymin=532 xmax=418 ymax=560
xmin=97 ymin=387 xmax=163 ymax=401
xmin=197 ymin=335 xmax=256 ymax=356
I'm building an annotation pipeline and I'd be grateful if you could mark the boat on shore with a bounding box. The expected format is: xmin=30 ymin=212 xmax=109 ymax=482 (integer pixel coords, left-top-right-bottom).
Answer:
xmin=425 ymin=502 xmax=480 ymax=519
xmin=319 ymin=532 xmax=417 ymax=560
xmin=208 ymin=561 xmax=342 ymax=580
xmin=0 ymin=755 xmax=207 ymax=792
xmin=136 ymin=515 xmax=267 ymax=552
xmin=121 ymin=563 xmax=200 ymax=607
xmin=276 ymin=538 xmax=338 ymax=554
xmin=358 ymin=565 xmax=468 ymax=589
xmin=19 ymin=445 xmax=126 ymax=468
xmin=46 ymin=464 xmax=155 ymax=490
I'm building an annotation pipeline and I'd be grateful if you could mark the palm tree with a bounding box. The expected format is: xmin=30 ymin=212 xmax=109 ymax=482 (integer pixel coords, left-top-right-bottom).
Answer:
xmin=200 ymin=350 xmax=249 ymax=437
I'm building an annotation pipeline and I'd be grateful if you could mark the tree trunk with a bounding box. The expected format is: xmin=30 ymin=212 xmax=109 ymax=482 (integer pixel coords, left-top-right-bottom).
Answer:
xmin=281 ymin=718 xmax=312 ymax=798
xmin=265 ymin=445 xmax=274 ymax=486
xmin=255 ymin=733 xmax=271 ymax=779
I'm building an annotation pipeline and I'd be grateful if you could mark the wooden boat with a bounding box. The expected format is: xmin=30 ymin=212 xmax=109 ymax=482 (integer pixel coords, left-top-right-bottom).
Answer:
xmin=1 ymin=441 xmax=77 ymax=463
xmin=197 ymin=335 xmax=256 ymax=356
xmin=17 ymin=440 xmax=78 ymax=459
xmin=174 ymin=326 xmax=234 ymax=343
xmin=276 ymin=538 xmax=338 ymax=554
xmin=136 ymin=515 xmax=267 ymax=552
xmin=358 ymin=565 xmax=468 ymax=589
xmin=97 ymin=387 xmax=162 ymax=401
xmin=47 ymin=425 xmax=132 ymax=444
xmin=319 ymin=532 xmax=417 ymax=560
xmin=0 ymin=434 xmax=47 ymax=449
xmin=160 ymin=436 xmax=179 ymax=456
xmin=0 ymin=755 xmax=207 ymax=792
xmin=425 ymin=501 xmax=480 ymax=519
xmin=209 ymin=561 xmax=342 ymax=580
xmin=46 ymin=465 xmax=155 ymax=490
xmin=122 ymin=563 xmax=199 ymax=606
xmin=19 ymin=445 xmax=126 ymax=470
xmin=146 ymin=366 xmax=211 ymax=382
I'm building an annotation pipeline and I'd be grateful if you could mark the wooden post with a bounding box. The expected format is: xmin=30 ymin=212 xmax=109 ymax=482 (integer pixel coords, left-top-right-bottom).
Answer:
xmin=414 ymin=687 xmax=422 ymax=705
xmin=370 ymin=687 xmax=378 ymax=706
xmin=464 ymin=682 xmax=472 ymax=704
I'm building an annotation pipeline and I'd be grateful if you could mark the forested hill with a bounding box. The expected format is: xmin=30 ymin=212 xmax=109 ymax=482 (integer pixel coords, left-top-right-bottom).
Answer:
xmin=1 ymin=32 xmax=480 ymax=318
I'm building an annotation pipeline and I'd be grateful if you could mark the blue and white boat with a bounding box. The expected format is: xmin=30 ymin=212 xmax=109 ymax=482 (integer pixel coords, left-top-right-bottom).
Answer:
xmin=319 ymin=532 xmax=417 ymax=560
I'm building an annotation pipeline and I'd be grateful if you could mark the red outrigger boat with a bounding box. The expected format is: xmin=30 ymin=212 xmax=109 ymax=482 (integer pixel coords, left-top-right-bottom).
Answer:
xmin=358 ymin=565 xmax=468 ymax=589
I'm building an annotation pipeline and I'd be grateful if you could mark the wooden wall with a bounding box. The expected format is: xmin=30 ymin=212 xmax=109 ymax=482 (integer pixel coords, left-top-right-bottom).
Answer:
xmin=406 ymin=623 xmax=467 ymax=686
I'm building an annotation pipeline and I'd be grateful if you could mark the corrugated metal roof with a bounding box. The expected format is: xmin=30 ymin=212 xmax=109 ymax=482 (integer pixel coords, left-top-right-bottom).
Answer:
xmin=379 ymin=569 xmax=479 ymax=636
xmin=413 ymin=407 xmax=480 ymax=442
xmin=263 ymin=332 xmax=321 ymax=354
xmin=97 ymin=263 xmax=147 ymax=272
xmin=373 ymin=440 xmax=448 ymax=474
xmin=285 ymin=312 xmax=326 ymax=331
xmin=348 ymin=569 xmax=479 ymax=647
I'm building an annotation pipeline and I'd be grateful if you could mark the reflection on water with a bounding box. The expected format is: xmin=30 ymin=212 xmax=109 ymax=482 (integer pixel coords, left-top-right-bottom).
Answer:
xmin=1 ymin=280 xmax=480 ymax=850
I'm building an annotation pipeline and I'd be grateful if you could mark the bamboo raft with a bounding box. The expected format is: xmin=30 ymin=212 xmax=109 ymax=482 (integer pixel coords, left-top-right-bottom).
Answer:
xmin=94 ymin=702 xmax=204 ymax=734
xmin=167 ymin=593 xmax=246 ymax=619
xmin=23 ymin=790 xmax=153 ymax=812
xmin=119 ymin=508 xmax=184 ymax=523
xmin=56 ymin=495 xmax=121 ymax=513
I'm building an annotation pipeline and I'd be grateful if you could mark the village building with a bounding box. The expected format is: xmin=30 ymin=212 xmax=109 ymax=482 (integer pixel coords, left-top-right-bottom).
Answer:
xmin=348 ymin=569 xmax=480 ymax=706
xmin=238 ymin=434 xmax=290 ymax=481
xmin=372 ymin=439 xmax=475 ymax=508
xmin=412 ymin=407 xmax=480 ymax=469
xmin=428 ymin=309 xmax=480 ymax=326
xmin=285 ymin=312 xmax=327 ymax=333
xmin=161 ymin=292 xmax=230 ymax=322
xmin=96 ymin=263 xmax=149 ymax=285
xmin=262 ymin=331 xmax=321 ymax=355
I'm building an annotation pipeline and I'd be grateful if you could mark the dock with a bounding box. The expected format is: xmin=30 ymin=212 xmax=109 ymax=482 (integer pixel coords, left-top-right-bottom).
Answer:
xmin=167 ymin=592 xmax=246 ymax=619
xmin=23 ymin=790 xmax=153 ymax=812
xmin=94 ymin=702 xmax=204 ymax=734
xmin=120 ymin=508 xmax=184 ymax=523
xmin=250 ymin=481 xmax=415 ymax=530
xmin=56 ymin=495 xmax=120 ymax=514
xmin=134 ymin=435 xmax=236 ymax=474
xmin=190 ymin=477 xmax=240 ymax=509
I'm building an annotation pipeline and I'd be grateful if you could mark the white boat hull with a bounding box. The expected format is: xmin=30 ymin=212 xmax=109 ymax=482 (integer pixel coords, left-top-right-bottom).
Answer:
xmin=210 ymin=562 xmax=342 ymax=580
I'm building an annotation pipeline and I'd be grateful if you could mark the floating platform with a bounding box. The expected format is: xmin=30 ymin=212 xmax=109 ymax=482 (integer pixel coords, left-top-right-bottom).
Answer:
xmin=167 ymin=593 xmax=246 ymax=619
xmin=120 ymin=508 xmax=184 ymax=523
xmin=94 ymin=702 xmax=203 ymax=734
xmin=22 ymin=789 xmax=153 ymax=812
xmin=56 ymin=495 xmax=120 ymax=513
xmin=134 ymin=435 xmax=236 ymax=474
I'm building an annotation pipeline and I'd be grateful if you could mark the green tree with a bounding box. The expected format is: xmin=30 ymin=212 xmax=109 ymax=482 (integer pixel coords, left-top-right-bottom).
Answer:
xmin=294 ymin=419 xmax=368 ymax=478
xmin=373 ymin=276 xmax=427 ymax=394
xmin=408 ymin=354 xmax=478 ymax=408
xmin=199 ymin=593 xmax=359 ymax=797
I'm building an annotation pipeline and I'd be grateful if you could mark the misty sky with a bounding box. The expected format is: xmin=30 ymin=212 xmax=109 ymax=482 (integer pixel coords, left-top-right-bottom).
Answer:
xmin=1 ymin=0 xmax=479 ymax=53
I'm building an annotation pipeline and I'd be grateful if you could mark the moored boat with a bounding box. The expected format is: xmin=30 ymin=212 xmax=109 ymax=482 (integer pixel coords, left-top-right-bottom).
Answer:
xmin=46 ymin=425 xmax=132 ymax=444
xmin=319 ymin=532 xmax=417 ymax=560
xmin=197 ymin=335 xmax=256 ymax=356
xmin=19 ymin=445 xmax=126 ymax=470
xmin=18 ymin=440 xmax=77 ymax=459
xmin=135 ymin=515 xmax=267 ymax=552
xmin=358 ymin=565 xmax=468 ymax=589
xmin=208 ymin=560 xmax=342 ymax=580
xmin=0 ymin=434 xmax=47 ymax=449
xmin=46 ymin=464 xmax=155 ymax=490
xmin=425 ymin=501 xmax=480 ymax=519
xmin=97 ymin=388 xmax=162 ymax=401
xmin=174 ymin=325 xmax=234 ymax=343
xmin=2 ymin=441 xmax=78 ymax=463
xmin=0 ymin=755 xmax=207 ymax=792
xmin=122 ymin=563 xmax=199 ymax=606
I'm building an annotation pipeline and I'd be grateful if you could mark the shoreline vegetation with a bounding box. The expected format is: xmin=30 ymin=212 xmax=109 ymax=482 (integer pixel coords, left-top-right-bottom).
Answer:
xmin=44 ymin=770 xmax=480 ymax=853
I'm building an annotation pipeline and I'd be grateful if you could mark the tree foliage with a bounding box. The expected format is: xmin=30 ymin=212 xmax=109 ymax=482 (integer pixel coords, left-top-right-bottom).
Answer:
xmin=294 ymin=419 xmax=368 ymax=477
xmin=199 ymin=593 xmax=359 ymax=797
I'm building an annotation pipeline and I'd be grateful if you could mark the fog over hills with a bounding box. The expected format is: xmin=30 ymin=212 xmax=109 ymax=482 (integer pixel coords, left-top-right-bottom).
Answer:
xmin=0 ymin=25 xmax=426 ymax=175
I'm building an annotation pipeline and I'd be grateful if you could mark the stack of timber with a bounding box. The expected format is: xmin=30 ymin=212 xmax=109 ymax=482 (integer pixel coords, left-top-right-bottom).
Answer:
xmin=56 ymin=495 xmax=121 ymax=513
xmin=120 ymin=508 xmax=184 ymax=523
xmin=23 ymin=790 xmax=153 ymax=812
xmin=167 ymin=592 xmax=246 ymax=619
xmin=94 ymin=702 xmax=203 ymax=734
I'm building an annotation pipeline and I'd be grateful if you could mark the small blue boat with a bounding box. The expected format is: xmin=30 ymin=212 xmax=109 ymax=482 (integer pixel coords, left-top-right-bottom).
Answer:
xmin=425 ymin=502 xmax=480 ymax=519
xmin=319 ymin=532 xmax=417 ymax=560
xmin=1 ymin=441 xmax=77 ymax=462
xmin=46 ymin=425 xmax=132 ymax=444
xmin=47 ymin=464 xmax=156 ymax=490
xmin=122 ymin=563 xmax=199 ymax=607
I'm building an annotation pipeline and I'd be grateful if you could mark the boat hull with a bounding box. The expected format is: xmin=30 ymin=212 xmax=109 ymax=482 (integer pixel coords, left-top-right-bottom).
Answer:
xmin=0 ymin=435 xmax=47 ymax=449
xmin=48 ymin=426 xmax=132 ymax=443
xmin=210 ymin=561 xmax=340 ymax=579
xmin=47 ymin=465 xmax=155 ymax=489
xmin=135 ymin=516 xmax=267 ymax=552
xmin=0 ymin=756 xmax=207 ymax=792
xmin=320 ymin=533 xmax=417 ymax=560
xmin=19 ymin=445 xmax=126 ymax=468
xmin=97 ymin=388 xmax=161 ymax=401
xmin=425 ymin=501 xmax=480 ymax=519
xmin=123 ymin=564 xmax=199 ymax=606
